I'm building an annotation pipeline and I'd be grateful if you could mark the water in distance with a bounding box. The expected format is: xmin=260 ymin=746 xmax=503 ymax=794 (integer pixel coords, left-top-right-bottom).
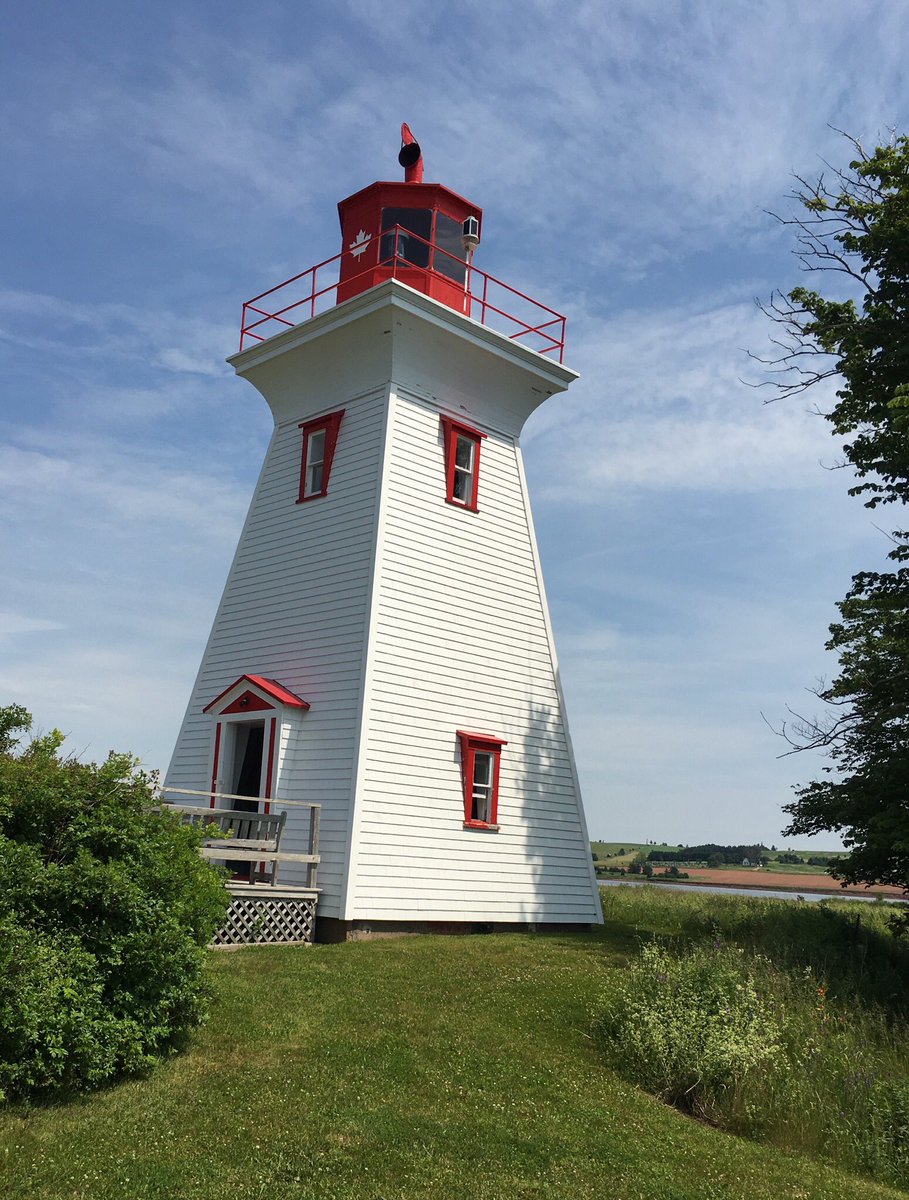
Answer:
xmin=598 ymin=878 xmax=904 ymax=905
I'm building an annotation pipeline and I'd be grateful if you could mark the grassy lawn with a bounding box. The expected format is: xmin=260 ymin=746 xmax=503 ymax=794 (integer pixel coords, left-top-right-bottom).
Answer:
xmin=592 ymin=840 xmax=682 ymax=861
xmin=2 ymin=900 xmax=907 ymax=1200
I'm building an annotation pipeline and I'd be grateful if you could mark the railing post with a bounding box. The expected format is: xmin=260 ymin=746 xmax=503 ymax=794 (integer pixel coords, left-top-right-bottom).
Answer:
xmin=238 ymin=235 xmax=567 ymax=361
xmin=308 ymin=804 xmax=320 ymax=890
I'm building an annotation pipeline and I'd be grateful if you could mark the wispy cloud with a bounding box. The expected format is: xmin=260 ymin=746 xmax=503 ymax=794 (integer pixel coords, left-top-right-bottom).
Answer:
xmin=0 ymin=289 xmax=232 ymax=380
xmin=0 ymin=614 xmax=65 ymax=636
xmin=1 ymin=0 xmax=903 ymax=846
xmin=524 ymin=298 xmax=846 ymax=497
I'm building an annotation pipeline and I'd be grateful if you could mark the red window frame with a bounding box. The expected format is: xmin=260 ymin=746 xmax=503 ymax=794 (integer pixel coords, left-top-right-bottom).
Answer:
xmin=457 ymin=730 xmax=507 ymax=830
xmin=441 ymin=416 xmax=486 ymax=512
xmin=297 ymin=409 xmax=345 ymax=503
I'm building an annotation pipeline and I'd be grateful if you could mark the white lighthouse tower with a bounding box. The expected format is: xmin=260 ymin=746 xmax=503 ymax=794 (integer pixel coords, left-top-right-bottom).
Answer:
xmin=165 ymin=128 xmax=602 ymax=940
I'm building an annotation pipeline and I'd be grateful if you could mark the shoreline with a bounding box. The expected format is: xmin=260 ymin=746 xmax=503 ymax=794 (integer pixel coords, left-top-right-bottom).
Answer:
xmin=596 ymin=872 xmax=906 ymax=901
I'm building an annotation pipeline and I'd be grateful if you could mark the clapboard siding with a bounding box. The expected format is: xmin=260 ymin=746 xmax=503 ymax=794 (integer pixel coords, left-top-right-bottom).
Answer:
xmin=348 ymin=390 xmax=600 ymax=923
xmin=168 ymin=288 xmax=600 ymax=930
xmin=165 ymin=390 xmax=387 ymax=918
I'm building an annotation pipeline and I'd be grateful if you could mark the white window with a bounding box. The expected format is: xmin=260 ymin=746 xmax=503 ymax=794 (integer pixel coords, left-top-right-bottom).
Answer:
xmin=470 ymin=751 xmax=495 ymax=824
xmin=297 ymin=410 xmax=345 ymax=504
xmin=441 ymin=416 xmax=486 ymax=512
xmin=452 ymin=434 xmax=476 ymax=506
xmin=304 ymin=429 xmax=326 ymax=498
xmin=457 ymin=731 xmax=507 ymax=829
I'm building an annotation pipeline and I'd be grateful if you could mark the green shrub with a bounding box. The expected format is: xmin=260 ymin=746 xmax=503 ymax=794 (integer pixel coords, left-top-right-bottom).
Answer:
xmin=0 ymin=918 xmax=117 ymax=1097
xmin=0 ymin=707 xmax=229 ymax=1100
xmin=596 ymin=940 xmax=784 ymax=1120
xmin=596 ymin=887 xmax=909 ymax=1186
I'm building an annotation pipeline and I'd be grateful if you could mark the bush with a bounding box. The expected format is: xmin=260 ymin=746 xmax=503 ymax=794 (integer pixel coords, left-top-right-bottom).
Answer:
xmin=596 ymin=888 xmax=909 ymax=1186
xmin=596 ymin=941 xmax=784 ymax=1120
xmin=0 ymin=707 xmax=228 ymax=1100
xmin=665 ymin=864 xmax=688 ymax=879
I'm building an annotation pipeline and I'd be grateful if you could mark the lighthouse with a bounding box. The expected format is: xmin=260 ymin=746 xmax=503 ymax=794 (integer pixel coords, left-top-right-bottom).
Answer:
xmin=164 ymin=128 xmax=603 ymax=940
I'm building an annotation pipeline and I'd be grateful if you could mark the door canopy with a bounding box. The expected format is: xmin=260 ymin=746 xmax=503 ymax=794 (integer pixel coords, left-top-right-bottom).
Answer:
xmin=203 ymin=675 xmax=310 ymax=716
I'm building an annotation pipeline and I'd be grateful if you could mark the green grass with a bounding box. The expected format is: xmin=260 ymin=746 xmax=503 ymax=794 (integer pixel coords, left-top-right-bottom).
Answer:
xmin=593 ymin=840 xmax=683 ymax=859
xmin=1 ymin=896 xmax=908 ymax=1199
xmin=595 ymin=887 xmax=909 ymax=1187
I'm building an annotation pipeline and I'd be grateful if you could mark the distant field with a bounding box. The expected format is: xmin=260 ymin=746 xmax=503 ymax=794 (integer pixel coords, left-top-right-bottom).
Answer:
xmin=679 ymin=868 xmax=904 ymax=897
xmin=588 ymin=841 xmax=906 ymax=898
xmin=592 ymin=841 xmax=682 ymax=858
xmin=592 ymin=841 xmax=847 ymax=875
xmin=763 ymin=861 xmax=836 ymax=876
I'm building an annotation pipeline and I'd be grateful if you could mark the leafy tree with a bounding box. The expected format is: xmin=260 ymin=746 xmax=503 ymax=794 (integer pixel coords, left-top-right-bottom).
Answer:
xmin=761 ymin=134 xmax=909 ymax=893
xmin=0 ymin=705 xmax=228 ymax=1099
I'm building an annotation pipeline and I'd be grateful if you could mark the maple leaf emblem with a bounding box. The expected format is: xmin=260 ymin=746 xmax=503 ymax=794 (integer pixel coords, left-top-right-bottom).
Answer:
xmin=349 ymin=230 xmax=371 ymax=259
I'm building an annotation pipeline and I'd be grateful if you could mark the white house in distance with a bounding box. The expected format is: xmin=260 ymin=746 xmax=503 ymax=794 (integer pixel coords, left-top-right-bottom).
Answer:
xmin=164 ymin=127 xmax=602 ymax=941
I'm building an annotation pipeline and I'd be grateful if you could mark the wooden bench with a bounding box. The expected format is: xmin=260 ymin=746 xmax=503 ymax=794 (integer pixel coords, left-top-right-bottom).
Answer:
xmin=162 ymin=795 xmax=321 ymax=889
xmin=171 ymin=805 xmax=289 ymax=886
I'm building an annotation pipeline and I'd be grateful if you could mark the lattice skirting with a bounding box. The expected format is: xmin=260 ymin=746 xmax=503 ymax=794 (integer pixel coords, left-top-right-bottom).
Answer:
xmin=213 ymin=887 xmax=318 ymax=947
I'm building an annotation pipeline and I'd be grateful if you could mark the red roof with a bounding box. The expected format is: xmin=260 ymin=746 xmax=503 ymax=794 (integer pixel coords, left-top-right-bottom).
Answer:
xmin=203 ymin=674 xmax=310 ymax=714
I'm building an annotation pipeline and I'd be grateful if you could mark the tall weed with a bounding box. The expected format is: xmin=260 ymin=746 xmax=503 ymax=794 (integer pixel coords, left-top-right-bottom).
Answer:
xmin=595 ymin=941 xmax=784 ymax=1122
xmin=596 ymin=887 xmax=909 ymax=1187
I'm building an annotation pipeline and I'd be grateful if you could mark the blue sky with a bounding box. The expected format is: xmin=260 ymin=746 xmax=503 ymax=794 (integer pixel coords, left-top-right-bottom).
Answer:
xmin=2 ymin=0 xmax=906 ymax=847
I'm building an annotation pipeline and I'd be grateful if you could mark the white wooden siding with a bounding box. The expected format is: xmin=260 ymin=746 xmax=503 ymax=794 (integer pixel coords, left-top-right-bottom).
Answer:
xmin=164 ymin=389 xmax=387 ymax=917
xmin=348 ymin=389 xmax=601 ymax=923
xmin=168 ymin=288 xmax=601 ymax=929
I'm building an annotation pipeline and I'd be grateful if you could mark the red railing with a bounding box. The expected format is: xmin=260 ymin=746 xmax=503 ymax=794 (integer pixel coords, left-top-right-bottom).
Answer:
xmin=239 ymin=227 xmax=567 ymax=362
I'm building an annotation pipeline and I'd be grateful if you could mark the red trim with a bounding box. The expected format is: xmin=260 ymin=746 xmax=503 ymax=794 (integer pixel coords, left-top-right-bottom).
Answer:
xmin=264 ymin=717 xmax=277 ymax=811
xmin=239 ymin=208 xmax=569 ymax=361
xmin=297 ymin=409 xmax=345 ymax=503
xmin=456 ymin=730 xmax=507 ymax=830
xmin=210 ymin=721 xmax=222 ymax=807
xmin=221 ymin=690 xmax=274 ymax=715
xmin=400 ymin=122 xmax=423 ymax=184
xmin=203 ymin=674 xmax=310 ymax=714
xmin=440 ymin=416 xmax=486 ymax=513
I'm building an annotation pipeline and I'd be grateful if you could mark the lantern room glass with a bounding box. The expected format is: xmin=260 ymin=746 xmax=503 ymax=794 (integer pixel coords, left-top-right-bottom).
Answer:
xmin=380 ymin=208 xmax=432 ymax=267
xmin=433 ymin=213 xmax=468 ymax=283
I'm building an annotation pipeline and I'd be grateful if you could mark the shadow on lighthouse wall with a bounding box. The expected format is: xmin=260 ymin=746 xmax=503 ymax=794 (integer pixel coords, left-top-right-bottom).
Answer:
xmin=507 ymin=697 xmax=600 ymax=927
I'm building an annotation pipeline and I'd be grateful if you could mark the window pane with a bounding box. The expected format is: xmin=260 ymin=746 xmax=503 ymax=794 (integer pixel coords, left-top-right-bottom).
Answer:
xmin=471 ymin=783 xmax=492 ymax=823
xmin=452 ymin=468 xmax=472 ymax=504
xmin=380 ymin=208 xmax=432 ymax=268
xmin=306 ymin=462 xmax=324 ymax=495
xmin=472 ymin=751 xmax=493 ymax=818
xmin=473 ymin=753 xmax=493 ymax=788
xmin=307 ymin=429 xmax=325 ymax=466
xmin=305 ymin=430 xmax=326 ymax=496
xmin=455 ymin=436 xmax=474 ymax=471
xmin=433 ymin=213 xmax=467 ymax=283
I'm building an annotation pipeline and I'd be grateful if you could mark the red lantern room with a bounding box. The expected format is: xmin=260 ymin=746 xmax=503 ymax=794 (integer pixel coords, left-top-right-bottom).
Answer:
xmin=336 ymin=124 xmax=483 ymax=313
